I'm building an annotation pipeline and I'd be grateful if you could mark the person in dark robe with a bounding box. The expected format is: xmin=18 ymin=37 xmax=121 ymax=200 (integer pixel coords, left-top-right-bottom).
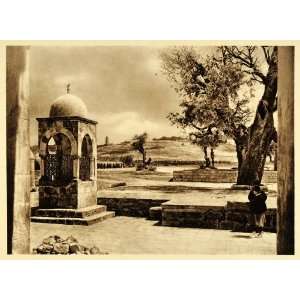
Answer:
xmin=248 ymin=180 xmax=268 ymax=238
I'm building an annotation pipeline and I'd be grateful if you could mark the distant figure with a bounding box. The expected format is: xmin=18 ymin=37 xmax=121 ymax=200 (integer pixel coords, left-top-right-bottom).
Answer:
xmin=105 ymin=136 xmax=109 ymax=146
xmin=248 ymin=180 xmax=268 ymax=238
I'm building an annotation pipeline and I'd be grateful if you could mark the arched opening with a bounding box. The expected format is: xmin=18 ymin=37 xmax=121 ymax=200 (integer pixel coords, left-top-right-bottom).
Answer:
xmin=44 ymin=133 xmax=73 ymax=183
xmin=80 ymin=134 xmax=93 ymax=181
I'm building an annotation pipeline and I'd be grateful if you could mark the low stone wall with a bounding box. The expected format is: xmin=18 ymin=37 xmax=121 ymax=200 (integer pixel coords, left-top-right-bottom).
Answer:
xmin=162 ymin=205 xmax=225 ymax=229
xmin=97 ymin=197 xmax=169 ymax=218
xmin=97 ymin=162 xmax=124 ymax=169
xmin=221 ymin=202 xmax=276 ymax=233
xmin=135 ymin=160 xmax=230 ymax=166
xmin=173 ymin=169 xmax=277 ymax=184
xmin=161 ymin=202 xmax=276 ymax=232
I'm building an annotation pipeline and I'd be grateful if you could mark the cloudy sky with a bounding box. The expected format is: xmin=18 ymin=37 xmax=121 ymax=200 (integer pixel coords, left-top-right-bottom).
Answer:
xmin=29 ymin=46 xmax=266 ymax=145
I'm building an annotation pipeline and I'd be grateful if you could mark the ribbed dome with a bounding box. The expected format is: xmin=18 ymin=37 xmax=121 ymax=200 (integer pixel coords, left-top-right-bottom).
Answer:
xmin=49 ymin=93 xmax=88 ymax=118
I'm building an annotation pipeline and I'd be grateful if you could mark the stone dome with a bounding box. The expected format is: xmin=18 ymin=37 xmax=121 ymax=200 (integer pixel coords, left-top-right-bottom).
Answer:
xmin=49 ymin=93 xmax=88 ymax=118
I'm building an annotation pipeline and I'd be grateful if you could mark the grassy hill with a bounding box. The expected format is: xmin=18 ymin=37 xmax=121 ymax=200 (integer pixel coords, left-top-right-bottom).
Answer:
xmin=31 ymin=138 xmax=237 ymax=163
xmin=98 ymin=139 xmax=237 ymax=163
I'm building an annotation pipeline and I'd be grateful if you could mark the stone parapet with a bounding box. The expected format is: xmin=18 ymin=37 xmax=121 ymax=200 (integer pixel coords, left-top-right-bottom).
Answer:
xmin=173 ymin=169 xmax=277 ymax=184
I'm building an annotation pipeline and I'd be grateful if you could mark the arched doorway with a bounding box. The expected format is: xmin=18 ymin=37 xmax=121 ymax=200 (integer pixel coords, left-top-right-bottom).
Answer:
xmin=80 ymin=134 xmax=93 ymax=181
xmin=44 ymin=133 xmax=73 ymax=183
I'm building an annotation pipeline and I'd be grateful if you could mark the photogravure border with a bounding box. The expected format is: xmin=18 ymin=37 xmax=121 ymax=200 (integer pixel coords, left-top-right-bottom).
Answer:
xmin=0 ymin=40 xmax=298 ymax=259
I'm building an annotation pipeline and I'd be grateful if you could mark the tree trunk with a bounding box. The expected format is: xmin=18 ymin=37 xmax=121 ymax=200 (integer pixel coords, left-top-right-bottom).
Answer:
xmin=237 ymin=47 xmax=278 ymax=185
xmin=237 ymin=114 xmax=275 ymax=184
xmin=210 ymin=148 xmax=215 ymax=168
xmin=142 ymin=151 xmax=146 ymax=167
xmin=274 ymin=147 xmax=277 ymax=171
xmin=203 ymin=146 xmax=210 ymax=167
xmin=234 ymin=139 xmax=245 ymax=174
xmin=233 ymin=126 xmax=249 ymax=176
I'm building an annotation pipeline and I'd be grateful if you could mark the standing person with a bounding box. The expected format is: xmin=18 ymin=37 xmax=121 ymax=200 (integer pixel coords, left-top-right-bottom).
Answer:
xmin=248 ymin=180 xmax=268 ymax=238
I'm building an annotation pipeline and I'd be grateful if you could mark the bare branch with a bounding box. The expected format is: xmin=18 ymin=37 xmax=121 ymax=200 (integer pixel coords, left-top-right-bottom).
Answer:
xmin=222 ymin=46 xmax=266 ymax=84
xmin=262 ymin=46 xmax=271 ymax=64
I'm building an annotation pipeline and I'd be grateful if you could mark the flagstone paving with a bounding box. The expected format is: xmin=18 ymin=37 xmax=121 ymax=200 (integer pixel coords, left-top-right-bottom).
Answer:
xmin=31 ymin=216 xmax=276 ymax=255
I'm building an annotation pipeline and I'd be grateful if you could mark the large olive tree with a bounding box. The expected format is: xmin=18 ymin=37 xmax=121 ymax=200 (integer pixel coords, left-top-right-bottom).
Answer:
xmin=220 ymin=46 xmax=278 ymax=184
xmin=160 ymin=47 xmax=252 ymax=171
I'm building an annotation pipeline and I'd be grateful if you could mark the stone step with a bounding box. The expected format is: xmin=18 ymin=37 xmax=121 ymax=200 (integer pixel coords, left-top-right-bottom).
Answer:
xmin=31 ymin=211 xmax=115 ymax=226
xmin=32 ymin=205 xmax=107 ymax=218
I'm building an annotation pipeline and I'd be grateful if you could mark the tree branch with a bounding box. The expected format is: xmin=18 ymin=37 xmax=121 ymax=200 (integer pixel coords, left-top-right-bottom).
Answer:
xmin=262 ymin=46 xmax=271 ymax=64
xmin=222 ymin=46 xmax=266 ymax=83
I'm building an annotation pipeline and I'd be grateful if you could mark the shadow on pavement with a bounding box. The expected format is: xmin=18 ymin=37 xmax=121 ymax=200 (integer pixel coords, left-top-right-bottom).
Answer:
xmin=232 ymin=234 xmax=252 ymax=239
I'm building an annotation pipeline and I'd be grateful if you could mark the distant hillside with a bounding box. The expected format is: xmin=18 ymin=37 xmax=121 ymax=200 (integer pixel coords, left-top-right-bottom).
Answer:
xmin=152 ymin=136 xmax=186 ymax=141
xmin=98 ymin=139 xmax=237 ymax=162
xmin=31 ymin=139 xmax=237 ymax=163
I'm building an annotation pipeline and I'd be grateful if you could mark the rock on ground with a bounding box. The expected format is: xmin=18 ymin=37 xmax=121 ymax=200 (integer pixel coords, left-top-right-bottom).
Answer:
xmin=32 ymin=235 xmax=108 ymax=255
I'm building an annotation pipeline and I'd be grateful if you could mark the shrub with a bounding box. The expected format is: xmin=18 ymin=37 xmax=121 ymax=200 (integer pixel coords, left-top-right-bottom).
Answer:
xmin=136 ymin=163 xmax=144 ymax=171
xmin=120 ymin=155 xmax=134 ymax=167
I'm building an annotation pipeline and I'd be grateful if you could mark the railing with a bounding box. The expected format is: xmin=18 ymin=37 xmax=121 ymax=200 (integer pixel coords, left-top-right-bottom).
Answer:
xmin=44 ymin=154 xmax=73 ymax=182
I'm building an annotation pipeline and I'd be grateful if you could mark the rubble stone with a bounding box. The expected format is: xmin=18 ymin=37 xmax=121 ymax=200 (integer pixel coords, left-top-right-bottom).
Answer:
xmin=53 ymin=242 xmax=70 ymax=254
xmin=33 ymin=235 xmax=107 ymax=255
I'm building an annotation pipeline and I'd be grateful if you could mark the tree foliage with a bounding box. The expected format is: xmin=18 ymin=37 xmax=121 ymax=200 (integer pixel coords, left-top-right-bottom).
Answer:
xmin=160 ymin=47 xmax=253 ymax=167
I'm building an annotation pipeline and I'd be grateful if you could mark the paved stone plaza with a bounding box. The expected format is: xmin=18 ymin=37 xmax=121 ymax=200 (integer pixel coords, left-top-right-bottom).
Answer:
xmin=31 ymin=216 xmax=276 ymax=255
xmin=31 ymin=166 xmax=277 ymax=255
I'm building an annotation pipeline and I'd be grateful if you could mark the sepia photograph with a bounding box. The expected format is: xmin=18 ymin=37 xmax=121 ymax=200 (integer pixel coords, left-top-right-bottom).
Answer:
xmin=6 ymin=44 xmax=294 ymax=256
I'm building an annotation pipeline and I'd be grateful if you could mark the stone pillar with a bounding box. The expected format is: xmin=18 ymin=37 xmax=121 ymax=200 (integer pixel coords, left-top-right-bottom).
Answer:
xmin=7 ymin=46 xmax=31 ymax=254
xmin=277 ymin=46 xmax=294 ymax=255
xmin=40 ymin=158 xmax=45 ymax=176
xmin=73 ymin=156 xmax=79 ymax=178
xmin=90 ymin=155 xmax=95 ymax=179
xmin=30 ymin=150 xmax=36 ymax=191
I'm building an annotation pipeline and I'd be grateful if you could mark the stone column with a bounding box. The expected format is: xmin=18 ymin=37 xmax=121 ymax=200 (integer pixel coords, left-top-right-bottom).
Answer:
xmin=277 ymin=46 xmax=294 ymax=255
xmin=30 ymin=150 xmax=36 ymax=191
xmin=7 ymin=46 xmax=31 ymax=254
xmin=89 ymin=155 xmax=95 ymax=179
xmin=40 ymin=158 xmax=45 ymax=176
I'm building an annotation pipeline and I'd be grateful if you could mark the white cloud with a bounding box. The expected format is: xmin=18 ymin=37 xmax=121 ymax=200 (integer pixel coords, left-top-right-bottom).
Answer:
xmin=96 ymin=111 xmax=180 ymax=143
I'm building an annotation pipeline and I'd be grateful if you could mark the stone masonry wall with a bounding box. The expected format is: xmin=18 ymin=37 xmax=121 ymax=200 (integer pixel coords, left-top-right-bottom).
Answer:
xmin=161 ymin=202 xmax=276 ymax=232
xmin=38 ymin=181 xmax=78 ymax=209
xmin=97 ymin=197 xmax=168 ymax=217
xmin=78 ymin=180 xmax=97 ymax=208
xmin=173 ymin=169 xmax=277 ymax=184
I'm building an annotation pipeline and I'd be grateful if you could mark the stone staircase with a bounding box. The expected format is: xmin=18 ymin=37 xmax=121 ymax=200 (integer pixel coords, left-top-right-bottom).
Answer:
xmin=31 ymin=205 xmax=115 ymax=225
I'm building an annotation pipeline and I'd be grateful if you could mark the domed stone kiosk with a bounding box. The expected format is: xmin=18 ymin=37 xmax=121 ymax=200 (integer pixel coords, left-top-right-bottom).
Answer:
xmin=31 ymin=86 xmax=114 ymax=225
